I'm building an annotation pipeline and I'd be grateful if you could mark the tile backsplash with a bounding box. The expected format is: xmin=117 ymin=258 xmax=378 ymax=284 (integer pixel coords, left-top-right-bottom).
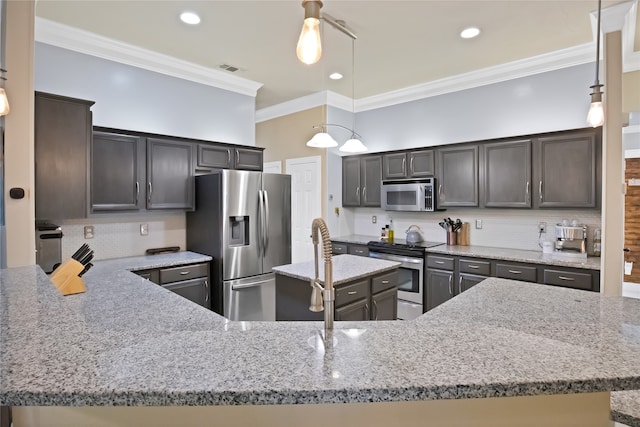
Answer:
xmin=349 ymin=208 xmax=602 ymax=254
xmin=59 ymin=213 xmax=186 ymax=261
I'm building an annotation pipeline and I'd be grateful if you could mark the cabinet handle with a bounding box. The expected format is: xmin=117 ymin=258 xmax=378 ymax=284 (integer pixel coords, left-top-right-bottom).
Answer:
xmin=439 ymin=184 xmax=444 ymax=201
xmin=204 ymin=280 xmax=209 ymax=302
xmin=448 ymin=275 xmax=453 ymax=296
xmin=373 ymin=300 xmax=378 ymax=320
xmin=525 ymin=181 xmax=530 ymax=202
xmin=508 ymin=269 xmax=522 ymax=274
xmin=179 ymin=271 xmax=190 ymax=275
xmin=402 ymin=158 xmax=406 ymax=174
xmin=365 ymin=303 xmax=369 ymax=319
xmin=539 ymin=181 xmax=543 ymax=202
xmin=381 ymin=280 xmax=389 ymax=284
xmin=227 ymin=149 xmax=231 ymax=165
xmin=355 ymin=250 xmax=364 ymax=254
xmin=347 ymin=291 xmax=358 ymax=295
xmin=135 ymin=181 xmax=139 ymax=204
xmin=362 ymin=186 xmax=367 ymax=201
xmin=458 ymin=275 xmax=463 ymax=294
xmin=148 ymin=182 xmax=152 ymax=202
xmin=235 ymin=149 xmax=240 ymax=165
xmin=468 ymin=265 xmax=479 ymax=269
xmin=356 ymin=187 xmax=360 ymax=199
xmin=410 ymin=157 xmax=414 ymax=175
xmin=558 ymin=276 xmax=575 ymax=281
xmin=435 ymin=261 xmax=445 ymax=265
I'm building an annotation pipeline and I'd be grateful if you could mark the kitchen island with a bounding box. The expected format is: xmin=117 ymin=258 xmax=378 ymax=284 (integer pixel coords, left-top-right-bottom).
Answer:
xmin=1 ymin=259 xmax=640 ymax=426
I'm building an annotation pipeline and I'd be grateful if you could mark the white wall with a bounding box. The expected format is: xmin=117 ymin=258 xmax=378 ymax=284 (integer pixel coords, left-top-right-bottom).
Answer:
xmin=325 ymin=63 xmax=603 ymax=251
xmin=34 ymin=42 xmax=256 ymax=145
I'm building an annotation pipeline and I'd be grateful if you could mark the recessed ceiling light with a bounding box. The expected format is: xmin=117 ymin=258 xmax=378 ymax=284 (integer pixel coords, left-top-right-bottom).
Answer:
xmin=180 ymin=12 xmax=201 ymax=25
xmin=460 ymin=27 xmax=480 ymax=39
xmin=329 ymin=72 xmax=343 ymax=80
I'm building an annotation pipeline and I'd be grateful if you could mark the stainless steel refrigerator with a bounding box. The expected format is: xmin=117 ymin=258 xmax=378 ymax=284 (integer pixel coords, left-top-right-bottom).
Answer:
xmin=186 ymin=170 xmax=291 ymax=321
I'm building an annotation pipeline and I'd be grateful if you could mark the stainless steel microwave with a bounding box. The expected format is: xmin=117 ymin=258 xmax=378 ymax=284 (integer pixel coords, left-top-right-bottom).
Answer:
xmin=381 ymin=178 xmax=436 ymax=212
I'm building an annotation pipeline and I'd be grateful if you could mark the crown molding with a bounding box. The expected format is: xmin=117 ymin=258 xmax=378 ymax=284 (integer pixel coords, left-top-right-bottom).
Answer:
xmin=621 ymin=0 xmax=640 ymax=72
xmin=255 ymin=90 xmax=352 ymax=123
xmin=35 ymin=17 xmax=263 ymax=97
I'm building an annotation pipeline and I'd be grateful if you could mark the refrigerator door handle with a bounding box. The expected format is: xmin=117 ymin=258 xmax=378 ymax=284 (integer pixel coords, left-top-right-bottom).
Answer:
xmin=258 ymin=190 xmax=265 ymax=258
xmin=263 ymin=189 xmax=270 ymax=253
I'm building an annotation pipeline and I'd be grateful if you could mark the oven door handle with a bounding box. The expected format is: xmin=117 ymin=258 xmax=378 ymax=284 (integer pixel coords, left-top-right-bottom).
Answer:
xmin=369 ymin=252 xmax=423 ymax=265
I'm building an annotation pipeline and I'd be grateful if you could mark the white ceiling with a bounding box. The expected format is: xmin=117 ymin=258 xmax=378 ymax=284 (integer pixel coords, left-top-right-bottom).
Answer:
xmin=35 ymin=0 xmax=637 ymax=110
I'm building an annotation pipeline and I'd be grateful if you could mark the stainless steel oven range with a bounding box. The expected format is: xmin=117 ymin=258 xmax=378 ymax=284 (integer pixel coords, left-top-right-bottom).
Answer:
xmin=368 ymin=240 xmax=443 ymax=320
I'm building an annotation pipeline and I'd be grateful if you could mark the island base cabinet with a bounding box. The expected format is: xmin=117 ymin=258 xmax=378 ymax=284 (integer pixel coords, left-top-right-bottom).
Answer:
xmin=371 ymin=287 xmax=397 ymax=320
xmin=10 ymin=392 xmax=612 ymax=427
xmin=335 ymin=298 xmax=369 ymax=321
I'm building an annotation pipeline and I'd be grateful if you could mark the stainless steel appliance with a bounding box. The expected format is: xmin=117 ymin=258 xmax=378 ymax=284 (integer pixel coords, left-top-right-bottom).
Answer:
xmin=186 ymin=170 xmax=291 ymax=321
xmin=554 ymin=224 xmax=588 ymax=257
xmin=35 ymin=223 xmax=63 ymax=273
xmin=381 ymin=178 xmax=437 ymax=212
xmin=368 ymin=239 xmax=443 ymax=320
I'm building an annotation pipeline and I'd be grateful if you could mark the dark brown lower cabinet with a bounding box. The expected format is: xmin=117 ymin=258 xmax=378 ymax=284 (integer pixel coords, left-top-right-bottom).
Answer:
xmin=371 ymin=287 xmax=398 ymax=320
xmin=134 ymin=262 xmax=211 ymax=310
xmin=426 ymin=268 xmax=454 ymax=311
xmin=335 ymin=299 xmax=370 ymax=321
xmin=458 ymin=273 xmax=487 ymax=293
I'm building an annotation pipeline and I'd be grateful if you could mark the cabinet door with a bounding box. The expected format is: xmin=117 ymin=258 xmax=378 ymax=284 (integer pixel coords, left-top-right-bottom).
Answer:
xmin=342 ymin=157 xmax=361 ymax=206
xmin=347 ymin=244 xmax=369 ymax=257
xmin=91 ymin=132 xmax=144 ymax=212
xmin=361 ymin=155 xmax=382 ymax=207
xmin=426 ymin=268 xmax=454 ymax=310
xmin=383 ymin=153 xmax=407 ymax=179
xmin=535 ymin=131 xmax=597 ymax=208
xmin=458 ymin=273 xmax=487 ymax=294
xmin=331 ymin=242 xmax=348 ymax=255
xmin=162 ymin=277 xmax=210 ymax=310
xmin=233 ymin=148 xmax=263 ymax=171
xmin=197 ymin=144 xmax=232 ymax=169
xmin=409 ymin=150 xmax=434 ymax=177
xmin=134 ymin=268 xmax=160 ymax=284
xmin=335 ymin=298 xmax=369 ymax=321
xmin=371 ymin=287 xmax=397 ymax=320
xmin=35 ymin=93 xmax=93 ymax=220
xmin=147 ymin=138 xmax=194 ymax=210
xmin=483 ymin=139 xmax=532 ymax=208
xmin=436 ymin=145 xmax=479 ymax=207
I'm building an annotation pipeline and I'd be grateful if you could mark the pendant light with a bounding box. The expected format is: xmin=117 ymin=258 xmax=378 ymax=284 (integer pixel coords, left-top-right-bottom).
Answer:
xmin=306 ymin=125 xmax=338 ymax=148
xmin=0 ymin=69 xmax=9 ymax=116
xmin=587 ymin=0 xmax=604 ymax=128
xmin=297 ymin=1 xmax=323 ymax=65
xmin=339 ymin=38 xmax=367 ymax=153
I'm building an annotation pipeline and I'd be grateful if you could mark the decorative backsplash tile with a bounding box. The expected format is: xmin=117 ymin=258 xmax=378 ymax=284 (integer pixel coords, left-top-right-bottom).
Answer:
xmin=59 ymin=213 xmax=186 ymax=261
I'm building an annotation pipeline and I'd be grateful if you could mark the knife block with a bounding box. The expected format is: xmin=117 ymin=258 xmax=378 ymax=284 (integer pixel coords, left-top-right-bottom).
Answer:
xmin=50 ymin=259 xmax=86 ymax=296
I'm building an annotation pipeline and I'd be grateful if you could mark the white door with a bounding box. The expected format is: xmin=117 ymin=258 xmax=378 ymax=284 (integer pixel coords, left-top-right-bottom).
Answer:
xmin=286 ymin=156 xmax=322 ymax=263
xmin=263 ymin=161 xmax=282 ymax=174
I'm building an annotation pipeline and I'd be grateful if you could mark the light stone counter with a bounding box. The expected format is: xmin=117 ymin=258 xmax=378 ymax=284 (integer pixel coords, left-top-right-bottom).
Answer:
xmin=611 ymin=391 xmax=640 ymax=426
xmin=272 ymin=254 xmax=400 ymax=285
xmin=2 ymin=261 xmax=640 ymax=420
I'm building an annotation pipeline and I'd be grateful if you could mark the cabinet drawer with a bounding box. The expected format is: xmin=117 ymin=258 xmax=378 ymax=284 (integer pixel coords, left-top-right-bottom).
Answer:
xmin=348 ymin=244 xmax=369 ymax=257
xmin=459 ymin=258 xmax=491 ymax=275
xmin=426 ymin=255 xmax=454 ymax=271
xmin=332 ymin=242 xmax=348 ymax=255
xmin=496 ymin=263 xmax=537 ymax=282
xmin=335 ymin=279 xmax=369 ymax=307
xmin=371 ymin=271 xmax=397 ymax=294
xmin=159 ymin=263 xmax=209 ymax=284
xmin=543 ymin=269 xmax=592 ymax=291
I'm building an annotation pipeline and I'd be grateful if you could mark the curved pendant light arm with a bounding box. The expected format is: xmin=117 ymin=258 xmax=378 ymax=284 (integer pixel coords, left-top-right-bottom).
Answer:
xmin=312 ymin=123 xmax=362 ymax=139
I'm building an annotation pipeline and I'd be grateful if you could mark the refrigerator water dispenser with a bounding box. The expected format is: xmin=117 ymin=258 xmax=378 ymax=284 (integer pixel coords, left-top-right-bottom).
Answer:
xmin=229 ymin=216 xmax=249 ymax=246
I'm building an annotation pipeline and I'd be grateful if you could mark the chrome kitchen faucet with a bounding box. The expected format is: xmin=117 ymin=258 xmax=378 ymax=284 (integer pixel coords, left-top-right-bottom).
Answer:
xmin=309 ymin=218 xmax=334 ymax=336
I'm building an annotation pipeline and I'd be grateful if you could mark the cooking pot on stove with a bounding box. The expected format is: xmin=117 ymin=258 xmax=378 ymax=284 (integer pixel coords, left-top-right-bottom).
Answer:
xmin=405 ymin=225 xmax=424 ymax=244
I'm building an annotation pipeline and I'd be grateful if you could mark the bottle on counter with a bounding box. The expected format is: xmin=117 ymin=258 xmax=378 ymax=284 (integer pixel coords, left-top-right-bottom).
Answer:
xmin=381 ymin=227 xmax=387 ymax=241
xmin=593 ymin=228 xmax=601 ymax=257
xmin=388 ymin=220 xmax=394 ymax=242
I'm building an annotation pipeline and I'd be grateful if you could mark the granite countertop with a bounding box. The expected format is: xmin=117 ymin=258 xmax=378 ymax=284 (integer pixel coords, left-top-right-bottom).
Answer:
xmin=93 ymin=251 xmax=212 ymax=271
xmin=2 ymin=263 xmax=640 ymax=407
xmin=330 ymin=234 xmax=601 ymax=270
xmin=611 ymin=391 xmax=640 ymax=426
xmin=272 ymin=254 xmax=400 ymax=285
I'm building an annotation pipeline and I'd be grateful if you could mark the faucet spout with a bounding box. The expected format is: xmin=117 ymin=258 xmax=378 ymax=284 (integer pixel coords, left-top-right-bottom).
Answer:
xmin=310 ymin=218 xmax=334 ymax=333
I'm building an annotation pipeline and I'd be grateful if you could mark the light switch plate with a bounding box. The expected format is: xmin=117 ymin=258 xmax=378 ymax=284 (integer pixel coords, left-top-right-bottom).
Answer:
xmin=140 ymin=223 xmax=149 ymax=236
xmin=475 ymin=219 xmax=482 ymax=229
xmin=84 ymin=225 xmax=94 ymax=239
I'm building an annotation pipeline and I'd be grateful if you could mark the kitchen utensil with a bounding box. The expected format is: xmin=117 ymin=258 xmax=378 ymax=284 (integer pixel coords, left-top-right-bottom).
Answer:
xmin=71 ymin=243 xmax=89 ymax=261
xmin=405 ymin=225 xmax=423 ymax=244
xmin=438 ymin=221 xmax=448 ymax=231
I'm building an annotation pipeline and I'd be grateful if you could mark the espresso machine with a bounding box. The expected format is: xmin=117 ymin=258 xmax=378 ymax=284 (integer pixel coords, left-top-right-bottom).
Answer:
xmin=554 ymin=223 xmax=588 ymax=258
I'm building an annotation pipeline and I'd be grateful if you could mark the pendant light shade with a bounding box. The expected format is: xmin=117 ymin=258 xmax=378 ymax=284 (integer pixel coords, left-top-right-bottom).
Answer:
xmin=587 ymin=0 xmax=604 ymax=127
xmin=339 ymin=137 xmax=367 ymax=153
xmin=306 ymin=130 xmax=338 ymax=148
xmin=297 ymin=1 xmax=323 ymax=65
xmin=0 ymin=88 xmax=9 ymax=116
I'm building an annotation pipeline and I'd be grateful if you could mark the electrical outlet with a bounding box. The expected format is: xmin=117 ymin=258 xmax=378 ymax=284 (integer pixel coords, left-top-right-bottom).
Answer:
xmin=140 ymin=223 xmax=149 ymax=236
xmin=372 ymin=215 xmax=377 ymax=224
xmin=84 ymin=225 xmax=94 ymax=239
xmin=475 ymin=219 xmax=482 ymax=229
xmin=538 ymin=222 xmax=547 ymax=233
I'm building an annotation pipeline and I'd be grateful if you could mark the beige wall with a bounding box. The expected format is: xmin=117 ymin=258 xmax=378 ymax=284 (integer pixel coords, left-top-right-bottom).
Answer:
xmin=4 ymin=0 xmax=36 ymax=267
xmin=256 ymin=106 xmax=328 ymax=216
xmin=623 ymin=70 xmax=640 ymax=113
